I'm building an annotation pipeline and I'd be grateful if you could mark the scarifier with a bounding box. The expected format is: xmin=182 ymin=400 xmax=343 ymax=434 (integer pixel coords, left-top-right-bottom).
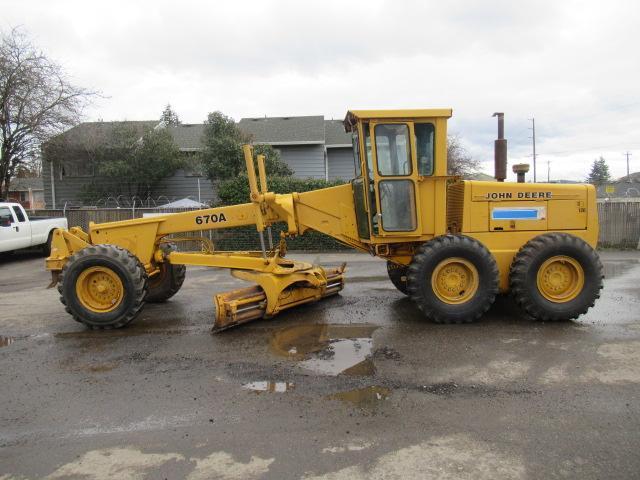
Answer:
xmin=45 ymin=109 xmax=603 ymax=331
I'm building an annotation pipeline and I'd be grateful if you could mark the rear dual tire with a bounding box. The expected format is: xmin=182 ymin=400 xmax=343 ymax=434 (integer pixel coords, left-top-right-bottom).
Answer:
xmin=407 ymin=235 xmax=499 ymax=324
xmin=510 ymin=233 xmax=603 ymax=321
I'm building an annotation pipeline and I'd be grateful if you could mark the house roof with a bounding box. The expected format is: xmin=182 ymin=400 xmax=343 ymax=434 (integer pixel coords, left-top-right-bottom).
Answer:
xmin=167 ymin=124 xmax=206 ymax=151
xmin=52 ymin=121 xmax=159 ymax=147
xmin=324 ymin=119 xmax=352 ymax=147
xmin=238 ymin=115 xmax=325 ymax=144
xmin=616 ymin=171 xmax=640 ymax=183
xmin=9 ymin=177 xmax=44 ymax=191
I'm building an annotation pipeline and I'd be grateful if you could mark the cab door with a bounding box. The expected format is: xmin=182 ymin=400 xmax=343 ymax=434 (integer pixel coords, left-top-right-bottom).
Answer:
xmin=0 ymin=206 xmax=26 ymax=252
xmin=368 ymin=121 xmax=422 ymax=237
xmin=351 ymin=121 xmax=382 ymax=241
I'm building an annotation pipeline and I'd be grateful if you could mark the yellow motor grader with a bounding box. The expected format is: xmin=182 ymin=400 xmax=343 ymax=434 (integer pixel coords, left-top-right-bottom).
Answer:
xmin=45 ymin=109 xmax=603 ymax=331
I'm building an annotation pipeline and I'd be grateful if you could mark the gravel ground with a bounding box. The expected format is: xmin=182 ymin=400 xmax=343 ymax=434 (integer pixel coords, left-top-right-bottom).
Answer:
xmin=0 ymin=249 xmax=639 ymax=479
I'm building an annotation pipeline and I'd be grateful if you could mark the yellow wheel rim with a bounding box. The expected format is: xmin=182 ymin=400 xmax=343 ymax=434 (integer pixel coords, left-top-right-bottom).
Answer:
xmin=536 ymin=255 xmax=584 ymax=303
xmin=431 ymin=257 xmax=479 ymax=304
xmin=75 ymin=266 xmax=124 ymax=313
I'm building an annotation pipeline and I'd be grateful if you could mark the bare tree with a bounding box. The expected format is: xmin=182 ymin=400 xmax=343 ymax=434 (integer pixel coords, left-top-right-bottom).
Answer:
xmin=447 ymin=134 xmax=479 ymax=177
xmin=0 ymin=27 xmax=96 ymax=197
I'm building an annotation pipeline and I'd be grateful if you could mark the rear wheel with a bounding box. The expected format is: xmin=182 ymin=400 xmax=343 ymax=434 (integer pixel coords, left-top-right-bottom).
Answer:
xmin=58 ymin=245 xmax=148 ymax=329
xmin=407 ymin=235 xmax=499 ymax=323
xmin=510 ymin=233 xmax=603 ymax=321
xmin=146 ymin=262 xmax=186 ymax=302
xmin=386 ymin=260 xmax=409 ymax=295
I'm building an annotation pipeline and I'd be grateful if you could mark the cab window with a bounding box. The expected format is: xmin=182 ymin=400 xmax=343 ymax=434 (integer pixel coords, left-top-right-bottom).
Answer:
xmin=363 ymin=122 xmax=373 ymax=179
xmin=12 ymin=206 xmax=26 ymax=222
xmin=352 ymin=133 xmax=361 ymax=177
xmin=374 ymin=124 xmax=411 ymax=176
xmin=0 ymin=207 xmax=13 ymax=227
xmin=415 ymin=123 xmax=435 ymax=175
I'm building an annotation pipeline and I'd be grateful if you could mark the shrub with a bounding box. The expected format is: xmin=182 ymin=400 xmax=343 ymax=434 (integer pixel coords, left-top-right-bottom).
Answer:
xmin=217 ymin=174 xmax=346 ymax=206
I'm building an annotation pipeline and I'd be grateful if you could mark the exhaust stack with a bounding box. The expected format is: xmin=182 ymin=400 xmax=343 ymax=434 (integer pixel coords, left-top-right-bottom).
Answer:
xmin=512 ymin=163 xmax=530 ymax=183
xmin=492 ymin=112 xmax=507 ymax=182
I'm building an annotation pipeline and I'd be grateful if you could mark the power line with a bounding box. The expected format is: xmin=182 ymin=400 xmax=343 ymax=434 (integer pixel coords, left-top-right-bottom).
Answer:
xmin=624 ymin=151 xmax=632 ymax=182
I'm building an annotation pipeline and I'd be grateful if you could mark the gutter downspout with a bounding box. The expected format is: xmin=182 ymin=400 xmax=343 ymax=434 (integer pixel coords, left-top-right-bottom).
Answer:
xmin=50 ymin=162 xmax=56 ymax=209
xmin=324 ymin=146 xmax=329 ymax=181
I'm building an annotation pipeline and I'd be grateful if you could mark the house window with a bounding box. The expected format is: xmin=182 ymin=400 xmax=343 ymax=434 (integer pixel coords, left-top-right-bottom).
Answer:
xmin=62 ymin=161 xmax=94 ymax=177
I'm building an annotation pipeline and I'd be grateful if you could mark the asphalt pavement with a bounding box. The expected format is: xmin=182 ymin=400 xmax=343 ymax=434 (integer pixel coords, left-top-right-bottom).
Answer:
xmin=1 ymin=249 xmax=639 ymax=479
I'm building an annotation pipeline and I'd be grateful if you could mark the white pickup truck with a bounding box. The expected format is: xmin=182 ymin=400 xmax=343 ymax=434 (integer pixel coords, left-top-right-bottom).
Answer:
xmin=0 ymin=202 xmax=68 ymax=255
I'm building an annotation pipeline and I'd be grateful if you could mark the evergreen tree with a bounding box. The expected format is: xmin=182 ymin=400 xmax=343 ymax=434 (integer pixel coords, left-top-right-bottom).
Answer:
xmin=160 ymin=104 xmax=180 ymax=126
xmin=586 ymin=156 xmax=611 ymax=185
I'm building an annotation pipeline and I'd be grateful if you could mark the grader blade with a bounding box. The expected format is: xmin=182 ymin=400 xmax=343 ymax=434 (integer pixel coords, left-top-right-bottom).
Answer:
xmin=213 ymin=266 xmax=345 ymax=332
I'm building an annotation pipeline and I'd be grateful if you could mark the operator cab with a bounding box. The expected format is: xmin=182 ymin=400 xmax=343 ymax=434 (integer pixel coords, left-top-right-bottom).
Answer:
xmin=344 ymin=109 xmax=452 ymax=242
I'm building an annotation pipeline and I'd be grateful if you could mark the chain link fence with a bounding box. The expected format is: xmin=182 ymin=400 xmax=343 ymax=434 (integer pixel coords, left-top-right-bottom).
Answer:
xmin=31 ymin=200 xmax=640 ymax=251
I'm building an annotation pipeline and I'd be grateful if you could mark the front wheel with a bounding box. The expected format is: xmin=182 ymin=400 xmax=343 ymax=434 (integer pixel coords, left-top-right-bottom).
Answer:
xmin=407 ymin=235 xmax=499 ymax=324
xmin=146 ymin=263 xmax=186 ymax=302
xmin=510 ymin=233 xmax=603 ymax=321
xmin=58 ymin=245 xmax=148 ymax=329
xmin=387 ymin=260 xmax=409 ymax=295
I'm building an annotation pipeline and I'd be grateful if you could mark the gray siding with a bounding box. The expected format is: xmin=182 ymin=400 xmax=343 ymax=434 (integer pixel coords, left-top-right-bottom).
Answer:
xmin=277 ymin=145 xmax=326 ymax=179
xmin=327 ymin=147 xmax=355 ymax=181
xmin=43 ymin=160 xmax=54 ymax=207
xmin=43 ymin=161 xmax=101 ymax=208
xmin=153 ymin=170 xmax=217 ymax=204
xmin=42 ymin=162 xmax=217 ymax=208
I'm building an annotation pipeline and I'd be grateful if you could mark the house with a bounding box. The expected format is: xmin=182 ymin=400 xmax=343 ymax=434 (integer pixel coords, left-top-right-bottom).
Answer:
xmin=42 ymin=121 xmax=215 ymax=208
xmin=42 ymin=115 xmax=356 ymax=208
xmin=596 ymin=172 xmax=640 ymax=198
xmin=7 ymin=177 xmax=45 ymax=209
xmin=237 ymin=116 xmax=354 ymax=181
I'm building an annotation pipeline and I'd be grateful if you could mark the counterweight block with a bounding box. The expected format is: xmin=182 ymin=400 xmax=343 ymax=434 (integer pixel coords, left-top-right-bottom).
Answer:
xmin=213 ymin=262 xmax=345 ymax=332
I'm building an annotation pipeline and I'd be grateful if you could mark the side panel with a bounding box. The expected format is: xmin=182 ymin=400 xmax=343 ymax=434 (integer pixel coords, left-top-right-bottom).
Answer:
xmin=294 ymin=184 xmax=368 ymax=251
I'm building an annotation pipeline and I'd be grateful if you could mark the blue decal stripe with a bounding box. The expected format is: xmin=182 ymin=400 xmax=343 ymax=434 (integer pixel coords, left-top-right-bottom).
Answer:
xmin=492 ymin=209 xmax=539 ymax=220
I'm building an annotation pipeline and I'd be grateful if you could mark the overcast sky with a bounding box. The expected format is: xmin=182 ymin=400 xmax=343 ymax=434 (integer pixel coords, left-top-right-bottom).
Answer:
xmin=2 ymin=0 xmax=639 ymax=181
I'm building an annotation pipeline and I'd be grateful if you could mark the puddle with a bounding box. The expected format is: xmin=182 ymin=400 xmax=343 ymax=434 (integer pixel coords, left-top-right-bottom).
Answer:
xmin=243 ymin=381 xmax=295 ymax=393
xmin=603 ymin=260 xmax=640 ymax=279
xmin=327 ymin=386 xmax=391 ymax=408
xmin=0 ymin=336 xmax=14 ymax=348
xmin=270 ymin=324 xmax=378 ymax=376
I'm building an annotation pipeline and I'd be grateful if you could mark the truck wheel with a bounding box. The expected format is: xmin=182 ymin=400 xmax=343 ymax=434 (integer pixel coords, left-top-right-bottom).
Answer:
xmin=146 ymin=263 xmax=186 ymax=302
xmin=510 ymin=233 xmax=603 ymax=321
xmin=407 ymin=235 xmax=499 ymax=323
xmin=58 ymin=245 xmax=148 ymax=329
xmin=387 ymin=260 xmax=409 ymax=295
xmin=42 ymin=231 xmax=53 ymax=257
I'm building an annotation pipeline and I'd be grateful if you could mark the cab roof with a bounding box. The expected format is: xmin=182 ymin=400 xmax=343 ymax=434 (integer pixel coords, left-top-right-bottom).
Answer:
xmin=344 ymin=109 xmax=453 ymax=132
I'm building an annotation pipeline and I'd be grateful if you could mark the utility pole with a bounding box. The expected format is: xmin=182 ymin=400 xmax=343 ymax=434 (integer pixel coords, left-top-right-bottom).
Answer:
xmin=624 ymin=151 xmax=632 ymax=182
xmin=547 ymin=160 xmax=550 ymax=182
xmin=529 ymin=118 xmax=537 ymax=182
